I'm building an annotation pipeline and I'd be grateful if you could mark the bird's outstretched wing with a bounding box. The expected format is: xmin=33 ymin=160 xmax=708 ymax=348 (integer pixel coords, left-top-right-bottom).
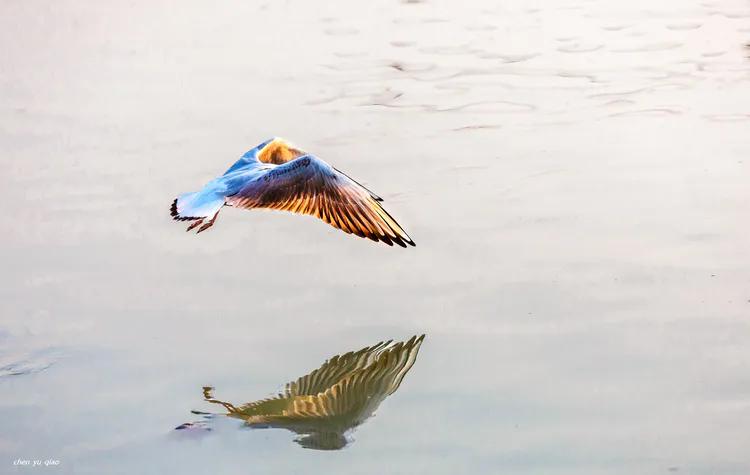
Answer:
xmin=225 ymin=154 xmax=414 ymax=247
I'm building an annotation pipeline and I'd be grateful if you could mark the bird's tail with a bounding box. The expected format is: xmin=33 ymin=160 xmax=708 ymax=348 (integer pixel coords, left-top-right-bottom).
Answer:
xmin=170 ymin=189 xmax=226 ymax=233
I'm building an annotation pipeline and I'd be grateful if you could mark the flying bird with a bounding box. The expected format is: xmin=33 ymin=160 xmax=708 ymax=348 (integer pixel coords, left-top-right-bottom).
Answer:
xmin=177 ymin=335 xmax=425 ymax=450
xmin=170 ymin=138 xmax=414 ymax=247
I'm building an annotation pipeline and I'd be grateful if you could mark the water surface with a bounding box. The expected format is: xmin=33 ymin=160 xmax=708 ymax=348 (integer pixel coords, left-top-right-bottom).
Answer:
xmin=1 ymin=0 xmax=750 ymax=474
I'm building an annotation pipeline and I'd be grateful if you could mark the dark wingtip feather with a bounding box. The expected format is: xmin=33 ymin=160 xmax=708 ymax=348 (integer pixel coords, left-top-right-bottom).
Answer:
xmin=170 ymin=199 xmax=179 ymax=218
xmin=171 ymin=198 xmax=201 ymax=222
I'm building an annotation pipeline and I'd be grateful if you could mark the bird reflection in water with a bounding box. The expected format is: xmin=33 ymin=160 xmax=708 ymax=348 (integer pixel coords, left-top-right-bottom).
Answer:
xmin=178 ymin=335 xmax=425 ymax=450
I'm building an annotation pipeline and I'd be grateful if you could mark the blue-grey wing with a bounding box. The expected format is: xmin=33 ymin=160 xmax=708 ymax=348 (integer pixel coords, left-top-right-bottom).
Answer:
xmin=222 ymin=138 xmax=276 ymax=175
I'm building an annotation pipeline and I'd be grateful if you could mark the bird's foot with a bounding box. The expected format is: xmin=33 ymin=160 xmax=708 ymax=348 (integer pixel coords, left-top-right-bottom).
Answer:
xmin=195 ymin=212 xmax=219 ymax=234
xmin=185 ymin=219 xmax=204 ymax=232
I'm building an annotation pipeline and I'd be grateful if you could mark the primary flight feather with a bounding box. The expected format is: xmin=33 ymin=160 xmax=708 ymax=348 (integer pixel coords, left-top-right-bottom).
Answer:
xmin=170 ymin=138 xmax=415 ymax=247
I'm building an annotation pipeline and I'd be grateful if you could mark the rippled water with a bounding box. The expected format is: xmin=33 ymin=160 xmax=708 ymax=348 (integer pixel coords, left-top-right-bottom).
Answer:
xmin=2 ymin=0 xmax=750 ymax=473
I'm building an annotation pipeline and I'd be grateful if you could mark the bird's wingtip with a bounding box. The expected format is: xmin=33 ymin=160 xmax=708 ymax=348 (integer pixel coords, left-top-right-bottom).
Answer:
xmin=171 ymin=196 xmax=205 ymax=224
xmin=170 ymin=198 xmax=179 ymax=218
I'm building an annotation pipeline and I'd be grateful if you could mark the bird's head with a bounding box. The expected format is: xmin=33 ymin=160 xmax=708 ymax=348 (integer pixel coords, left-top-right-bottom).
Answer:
xmin=241 ymin=138 xmax=275 ymax=159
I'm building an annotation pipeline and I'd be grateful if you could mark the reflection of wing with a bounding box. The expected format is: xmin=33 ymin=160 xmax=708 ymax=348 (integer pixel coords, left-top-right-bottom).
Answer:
xmin=222 ymin=339 xmax=393 ymax=417
xmin=285 ymin=339 xmax=393 ymax=396
xmin=251 ymin=335 xmax=424 ymax=426
xmin=203 ymin=335 xmax=425 ymax=440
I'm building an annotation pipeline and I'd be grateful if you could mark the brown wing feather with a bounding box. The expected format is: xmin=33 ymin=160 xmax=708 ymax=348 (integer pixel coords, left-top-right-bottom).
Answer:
xmin=227 ymin=155 xmax=414 ymax=247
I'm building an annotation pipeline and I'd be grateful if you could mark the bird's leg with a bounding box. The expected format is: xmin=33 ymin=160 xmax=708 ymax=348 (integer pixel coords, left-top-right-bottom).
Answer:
xmin=185 ymin=218 xmax=204 ymax=232
xmin=196 ymin=211 xmax=219 ymax=234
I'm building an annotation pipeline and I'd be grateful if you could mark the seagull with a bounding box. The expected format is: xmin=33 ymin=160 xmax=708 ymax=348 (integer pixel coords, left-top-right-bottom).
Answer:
xmin=179 ymin=335 xmax=425 ymax=450
xmin=170 ymin=138 xmax=415 ymax=247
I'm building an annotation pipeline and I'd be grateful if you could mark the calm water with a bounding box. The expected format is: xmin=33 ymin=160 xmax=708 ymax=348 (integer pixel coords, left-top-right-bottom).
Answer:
xmin=2 ymin=0 xmax=750 ymax=473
